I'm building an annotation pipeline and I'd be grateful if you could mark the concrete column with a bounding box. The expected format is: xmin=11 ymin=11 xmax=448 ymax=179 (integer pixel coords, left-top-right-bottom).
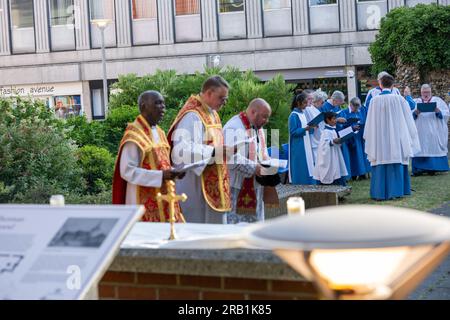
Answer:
xmin=388 ymin=0 xmax=404 ymax=10
xmin=34 ymin=0 xmax=50 ymax=53
xmin=246 ymin=0 xmax=262 ymax=38
xmin=0 ymin=0 xmax=10 ymax=55
xmin=157 ymin=0 xmax=174 ymax=44
xmin=74 ymin=0 xmax=91 ymax=50
xmin=292 ymin=0 xmax=309 ymax=35
xmin=82 ymin=81 xmax=93 ymax=121
xmin=340 ymin=0 xmax=357 ymax=32
xmin=346 ymin=66 xmax=358 ymax=101
xmin=115 ymin=0 xmax=131 ymax=47
xmin=201 ymin=0 xmax=218 ymax=41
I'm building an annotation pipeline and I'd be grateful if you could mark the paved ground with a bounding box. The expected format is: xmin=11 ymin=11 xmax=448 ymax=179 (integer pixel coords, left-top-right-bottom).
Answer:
xmin=408 ymin=202 xmax=450 ymax=300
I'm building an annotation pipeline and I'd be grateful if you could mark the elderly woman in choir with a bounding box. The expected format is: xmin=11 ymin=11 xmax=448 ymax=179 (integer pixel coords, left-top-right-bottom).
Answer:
xmin=305 ymin=90 xmax=328 ymax=163
xmin=411 ymin=84 xmax=450 ymax=176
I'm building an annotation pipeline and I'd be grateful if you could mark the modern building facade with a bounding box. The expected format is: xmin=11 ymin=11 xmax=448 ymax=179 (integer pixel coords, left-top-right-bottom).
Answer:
xmin=0 ymin=0 xmax=447 ymax=120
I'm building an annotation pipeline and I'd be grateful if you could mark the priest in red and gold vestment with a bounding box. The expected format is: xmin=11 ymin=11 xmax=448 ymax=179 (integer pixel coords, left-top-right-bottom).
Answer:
xmin=112 ymin=91 xmax=186 ymax=222
xmin=168 ymin=76 xmax=235 ymax=224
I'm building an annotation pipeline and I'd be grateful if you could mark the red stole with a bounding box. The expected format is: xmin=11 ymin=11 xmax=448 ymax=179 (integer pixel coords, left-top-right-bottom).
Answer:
xmin=236 ymin=112 xmax=268 ymax=214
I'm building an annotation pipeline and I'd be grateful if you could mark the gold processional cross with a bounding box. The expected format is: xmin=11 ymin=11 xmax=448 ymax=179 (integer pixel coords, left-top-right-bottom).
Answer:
xmin=156 ymin=180 xmax=187 ymax=240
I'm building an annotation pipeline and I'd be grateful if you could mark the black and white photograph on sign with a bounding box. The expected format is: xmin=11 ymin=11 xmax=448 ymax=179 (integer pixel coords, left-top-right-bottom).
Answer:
xmin=48 ymin=218 xmax=118 ymax=248
xmin=0 ymin=254 xmax=23 ymax=274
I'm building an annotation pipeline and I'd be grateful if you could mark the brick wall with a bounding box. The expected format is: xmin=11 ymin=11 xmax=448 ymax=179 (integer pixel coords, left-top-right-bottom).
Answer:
xmin=99 ymin=271 xmax=319 ymax=300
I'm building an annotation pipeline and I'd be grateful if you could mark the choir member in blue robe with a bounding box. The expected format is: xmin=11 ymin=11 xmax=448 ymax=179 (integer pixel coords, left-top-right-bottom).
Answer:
xmin=411 ymin=84 xmax=450 ymax=176
xmin=339 ymin=97 xmax=370 ymax=179
xmin=288 ymin=93 xmax=317 ymax=185
xmin=364 ymin=74 xmax=420 ymax=201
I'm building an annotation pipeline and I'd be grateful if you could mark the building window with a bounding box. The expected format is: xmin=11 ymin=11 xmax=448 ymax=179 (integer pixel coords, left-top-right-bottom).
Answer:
xmin=309 ymin=0 xmax=337 ymax=5
xmin=131 ymin=0 xmax=158 ymax=45
xmin=89 ymin=0 xmax=116 ymax=48
xmin=49 ymin=0 xmax=76 ymax=51
xmin=219 ymin=0 xmax=244 ymax=13
xmin=309 ymin=0 xmax=339 ymax=33
xmin=174 ymin=0 xmax=201 ymax=42
xmin=54 ymin=95 xmax=82 ymax=119
xmin=10 ymin=0 xmax=35 ymax=53
xmin=89 ymin=0 xmax=115 ymax=20
xmin=91 ymin=89 xmax=105 ymax=119
xmin=50 ymin=0 xmax=74 ymax=26
xmin=132 ymin=0 xmax=157 ymax=19
xmin=10 ymin=0 xmax=34 ymax=28
xmin=263 ymin=0 xmax=291 ymax=10
xmin=263 ymin=0 xmax=292 ymax=37
xmin=175 ymin=0 xmax=200 ymax=15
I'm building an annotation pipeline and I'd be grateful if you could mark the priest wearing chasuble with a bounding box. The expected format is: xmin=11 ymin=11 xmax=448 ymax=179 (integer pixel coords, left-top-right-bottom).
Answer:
xmin=112 ymin=91 xmax=186 ymax=222
xmin=223 ymin=98 xmax=272 ymax=224
xmin=168 ymin=76 xmax=236 ymax=224
xmin=364 ymin=74 xmax=421 ymax=201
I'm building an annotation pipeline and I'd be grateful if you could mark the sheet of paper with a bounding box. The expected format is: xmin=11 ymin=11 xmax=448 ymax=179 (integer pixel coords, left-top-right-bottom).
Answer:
xmin=172 ymin=159 xmax=210 ymax=173
xmin=260 ymin=159 xmax=288 ymax=169
xmin=338 ymin=126 xmax=354 ymax=138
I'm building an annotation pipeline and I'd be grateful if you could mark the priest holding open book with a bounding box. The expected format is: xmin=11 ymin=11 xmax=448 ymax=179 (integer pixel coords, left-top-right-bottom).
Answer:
xmin=364 ymin=73 xmax=420 ymax=201
xmin=168 ymin=76 xmax=235 ymax=224
xmin=223 ymin=98 xmax=273 ymax=223
xmin=411 ymin=84 xmax=450 ymax=176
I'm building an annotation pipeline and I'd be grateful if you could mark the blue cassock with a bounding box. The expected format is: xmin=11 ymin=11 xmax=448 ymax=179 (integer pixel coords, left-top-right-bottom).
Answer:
xmin=339 ymin=108 xmax=370 ymax=177
xmin=370 ymin=90 xmax=411 ymax=201
xmin=288 ymin=108 xmax=317 ymax=185
xmin=321 ymin=101 xmax=352 ymax=179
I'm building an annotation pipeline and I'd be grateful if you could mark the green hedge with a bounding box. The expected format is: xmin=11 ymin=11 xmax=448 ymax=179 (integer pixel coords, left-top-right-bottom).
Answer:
xmin=369 ymin=4 xmax=450 ymax=75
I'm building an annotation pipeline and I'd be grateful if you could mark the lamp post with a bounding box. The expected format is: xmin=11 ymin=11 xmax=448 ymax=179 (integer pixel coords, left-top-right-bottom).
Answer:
xmin=246 ymin=205 xmax=450 ymax=300
xmin=92 ymin=19 xmax=111 ymax=118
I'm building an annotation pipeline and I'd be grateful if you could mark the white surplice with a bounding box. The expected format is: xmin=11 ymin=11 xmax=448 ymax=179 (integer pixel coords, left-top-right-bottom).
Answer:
xmin=170 ymin=111 xmax=225 ymax=224
xmin=223 ymin=114 xmax=266 ymax=223
xmin=119 ymin=127 xmax=163 ymax=204
xmin=364 ymin=92 xmax=421 ymax=166
xmin=304 ymin=105 xmax=324 ymax=164
xmin=412 ymin=96 xmax=449 ymax=157
xmin=312 ymin=127 xmax=348 ymax=184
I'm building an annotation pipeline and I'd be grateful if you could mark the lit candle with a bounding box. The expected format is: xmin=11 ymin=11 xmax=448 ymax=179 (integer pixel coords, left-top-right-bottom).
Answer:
xmin=287 ymin=197 xmax=305 ymax=215
xmin=50 ymin=195 xmax=65 ymax=207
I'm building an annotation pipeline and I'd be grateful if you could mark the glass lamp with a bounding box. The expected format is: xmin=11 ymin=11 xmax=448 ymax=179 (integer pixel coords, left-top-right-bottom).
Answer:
xmin=91 ymin=18 xmax=111 ymax=29
xmin=245 ymin=205 xmax=450 ymax=300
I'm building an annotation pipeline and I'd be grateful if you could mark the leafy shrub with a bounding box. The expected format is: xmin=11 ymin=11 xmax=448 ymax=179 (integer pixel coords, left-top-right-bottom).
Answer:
xmin=64 ymin=115 xmax=106 ymax=148
xmin=77 ymin=145 xmax=115 ymax=194
xmin=0 ymin=120 xmax=85 ymax=203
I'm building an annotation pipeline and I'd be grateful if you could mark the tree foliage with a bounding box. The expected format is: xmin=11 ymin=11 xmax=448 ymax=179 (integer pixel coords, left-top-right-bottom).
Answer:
xmin=369 ymin=4 xmax=450 ymax=75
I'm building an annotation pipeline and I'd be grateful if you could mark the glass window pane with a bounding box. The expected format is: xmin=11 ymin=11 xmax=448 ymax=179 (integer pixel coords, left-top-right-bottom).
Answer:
xmin=219 ymin=0 xmax=245 ymax=13
xmin=89 ymin=0 xmax=114 ymax=20
xmin=132 ymin=0 xmax=157 ymax=19
xmin=50 ymin=0 xmax=74 ymax=26
xmin=92 ymin=89 xmax=105 ymax=118
xmin=175 ymin=0 xmax=200 ymax=16
xmin=263 ymin=0 xmax=291 ymax=10
xmin=10 ymin=0 xmax=34 ymax=28
xmin=310 ymin=0 xmax=337 ymax=5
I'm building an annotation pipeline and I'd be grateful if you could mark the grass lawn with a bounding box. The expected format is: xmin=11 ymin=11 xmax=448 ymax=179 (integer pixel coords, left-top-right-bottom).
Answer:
xmin=342 ymin=169 xmax=450 ymax=212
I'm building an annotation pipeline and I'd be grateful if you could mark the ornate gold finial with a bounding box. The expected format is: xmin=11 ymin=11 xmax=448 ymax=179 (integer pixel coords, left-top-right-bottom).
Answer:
xmin=156 ymin=180 xmax=187 ymax=240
